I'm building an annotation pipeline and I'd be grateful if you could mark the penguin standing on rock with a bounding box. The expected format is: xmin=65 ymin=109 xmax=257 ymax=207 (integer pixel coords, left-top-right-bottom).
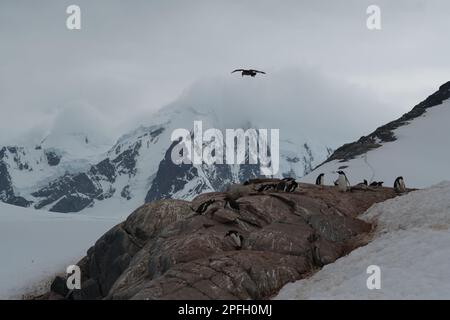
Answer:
xmin=315 ymin=173 xmax=325 ymax=186
xmin=225 ymin=231 xmax=244 ymax=250
xmin=336 ymin=171 xmax=350 ymax=192
xmin=394 ymin=176 xmax=406 ymax=193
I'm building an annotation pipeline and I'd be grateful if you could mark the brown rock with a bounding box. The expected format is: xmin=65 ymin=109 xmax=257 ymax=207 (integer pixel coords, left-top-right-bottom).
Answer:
xmin=48 ymin=181 xmax=397 ymax=300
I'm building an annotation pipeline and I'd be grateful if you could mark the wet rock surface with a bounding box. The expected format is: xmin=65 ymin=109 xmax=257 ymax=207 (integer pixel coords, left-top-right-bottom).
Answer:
xmin=46 ymin=180 xmax=397 ymax=300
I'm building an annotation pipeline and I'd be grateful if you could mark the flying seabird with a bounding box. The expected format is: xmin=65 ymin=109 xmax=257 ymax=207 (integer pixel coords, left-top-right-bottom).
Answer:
xmin=231 ymin=69 xmax=266 ymax=77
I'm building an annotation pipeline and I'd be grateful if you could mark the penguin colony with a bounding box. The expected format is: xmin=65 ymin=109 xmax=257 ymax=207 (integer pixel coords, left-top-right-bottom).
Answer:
xmin=193 ymin=178 xmax=301 ymax=249
xmin=197 ymin=173 xmax=407 ymax=252
xmin=256 ymin=177 xmax=298 ymax=193
xmin=316 ymin=172 xmax=406 ymax=193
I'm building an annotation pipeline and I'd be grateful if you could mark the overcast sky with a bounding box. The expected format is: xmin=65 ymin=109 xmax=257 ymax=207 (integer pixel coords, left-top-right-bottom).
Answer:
xmin=1 ymin=0 xmax=449 ymax=145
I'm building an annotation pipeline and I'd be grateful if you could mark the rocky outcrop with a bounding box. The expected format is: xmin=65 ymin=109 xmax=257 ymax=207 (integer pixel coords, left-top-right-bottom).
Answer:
xmin=46 ymin=180 xmax=397 ymax=300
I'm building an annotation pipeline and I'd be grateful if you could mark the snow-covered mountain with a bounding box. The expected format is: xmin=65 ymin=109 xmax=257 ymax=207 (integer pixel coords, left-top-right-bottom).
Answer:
xmin=0 ymin=97 xmax=331 ymax=214
xmin=302 ymin=81 xmax=450 ymax=188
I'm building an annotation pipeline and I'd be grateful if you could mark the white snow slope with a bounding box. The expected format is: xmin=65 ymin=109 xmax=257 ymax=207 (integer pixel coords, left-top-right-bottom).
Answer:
xmin=0 ymin=203 xmax=120 ymax=299
xmin=276 ymin=181 xmax=450 ymax=300
xmin=302 ymin=100 xmax=450 ymax=189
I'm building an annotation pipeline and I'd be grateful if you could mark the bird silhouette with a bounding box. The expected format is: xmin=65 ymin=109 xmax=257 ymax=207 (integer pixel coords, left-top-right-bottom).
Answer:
xmin=231 ymin=69 xmax=266 ymax=77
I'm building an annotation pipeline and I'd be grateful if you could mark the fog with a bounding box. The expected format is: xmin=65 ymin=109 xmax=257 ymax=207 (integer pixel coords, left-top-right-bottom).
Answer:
xmin=1 ymin=0 xmax=450 ymax=145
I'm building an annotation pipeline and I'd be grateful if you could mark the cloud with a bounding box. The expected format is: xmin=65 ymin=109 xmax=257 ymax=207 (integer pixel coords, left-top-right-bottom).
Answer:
xmin=9 ymin=101 xmax=114 ymax=148
xmin=1 ymin=1 xmax=449 ymax=145
xmin=167 ymin=67 xmax=393 ymax=147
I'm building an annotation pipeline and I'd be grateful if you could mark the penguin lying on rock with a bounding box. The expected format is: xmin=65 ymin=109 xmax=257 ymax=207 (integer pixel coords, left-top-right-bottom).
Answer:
xmin=356 ymin=179 xmax=368 ymax=186
xmin=256 ymin=184 xmax=277 ymax=192
xmin=279 ymin=178 xmax=298 ymax=192
xmin=223 ymin=195 xmax=240 ymax=211
xmin=195 ymin=199 xmax=216 ymax=214
xmin=256 ymin=178 xmax=298 ymax=193
xmin=223 ymin=184 xmax=248 ymax=211
xmin=225 ymin=230 xmax=244 ymax=250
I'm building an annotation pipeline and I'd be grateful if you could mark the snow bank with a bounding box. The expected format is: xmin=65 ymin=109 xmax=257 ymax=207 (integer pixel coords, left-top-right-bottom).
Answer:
xmin=275 ymin=182 xmax=450 ymax=299
xmin=0 ymin=203 xmax=119 ymax=299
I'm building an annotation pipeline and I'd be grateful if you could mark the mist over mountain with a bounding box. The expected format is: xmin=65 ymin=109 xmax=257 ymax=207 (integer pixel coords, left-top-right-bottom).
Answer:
xmin=0 ymin=69 xmax=391 ymax=214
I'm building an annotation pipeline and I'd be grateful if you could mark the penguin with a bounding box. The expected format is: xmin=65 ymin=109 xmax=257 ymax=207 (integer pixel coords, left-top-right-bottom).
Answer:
xmin=257 ymin=184 xmax=268 ymax=192
xmin=370 ymin=181 xmax=384 ymax=187
xmin=225 ymin=230 xmax=244 ymax=250
xmin=394 ymin=176 xmax=406 ymax=193
xmin=315 ymin=173 xmax=325 ymax=186
xmin=223 ymin=195 xmax=240 ymax=211
xmin=223 ymin=184 xmax=247 ymax=211
xmin=286 ymin=180 xmax=298 ymax=192
xmin=257 ymin=183 xmax=277 ymax=192
xmin=336 ymin=171 xmax=350 ymax=192
xmin=356 ymin=179 xmax=368 ymax=187
xmin=276 ymin=180 xmax=287 ymax=191
xmin=195 ymin=199 xmax=215 ymax=214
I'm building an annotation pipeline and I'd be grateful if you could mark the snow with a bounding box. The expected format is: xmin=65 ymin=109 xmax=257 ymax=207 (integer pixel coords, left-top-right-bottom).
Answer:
xmin=275 ymin=181 xmax=450 ymax=300
xmin=302 ymin=100 xmax=450 ymax=189
xmin=0 ymin=203 xmax=120 ymax=299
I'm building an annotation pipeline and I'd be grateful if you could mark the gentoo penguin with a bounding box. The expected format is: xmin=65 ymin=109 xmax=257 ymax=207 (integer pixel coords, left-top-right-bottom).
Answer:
xmin=276 ymin=180 xmax=287 ymax=191
xmin=196 ymin=199 xmax=215 ymax=214
xmin=315 ymin=173 xmax=325 ymax=186
xmin=223 ymin=195 xmax=240 ymax=211
xmin=256 ymin=183 xmax=276 ymax=192
xmin=336 ymin=171 xmax=350 ymax=192
xmin=225 ymin=231 xmax=244 ymax=250
xmin=286 ymin=180 xmax=298 ymax=192
xmin=356 ymin=179 xmax=368 ymax=187
xmin=370 ymin=181 xmax=384 ymax=187
xmin=394 ymin=176 xmax=406 ymax=193
xmin=224 ymin=184 xmax=246 ymax=211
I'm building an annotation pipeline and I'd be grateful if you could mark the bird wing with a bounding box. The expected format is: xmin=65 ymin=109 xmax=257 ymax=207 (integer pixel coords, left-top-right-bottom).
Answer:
xmin=231 ymin=69 xmax=245 ymax=73
xmin=251 ymin=70 xmax=266 ymax=74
